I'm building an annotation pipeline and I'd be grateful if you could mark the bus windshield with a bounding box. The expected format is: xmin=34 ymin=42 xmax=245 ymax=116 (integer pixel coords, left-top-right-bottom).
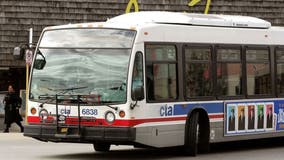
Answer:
xmin=30 ymin=29 xmax=136 ymax=104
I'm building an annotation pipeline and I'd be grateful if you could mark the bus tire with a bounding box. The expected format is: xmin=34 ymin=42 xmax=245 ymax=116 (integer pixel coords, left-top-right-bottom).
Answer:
xmin=198 ymin=113 xmax=210 ymax=154
xmin=184 ymin=111 xmax=199 ymax=156
xmin=93 ymin=143 xmax=111 ymax=152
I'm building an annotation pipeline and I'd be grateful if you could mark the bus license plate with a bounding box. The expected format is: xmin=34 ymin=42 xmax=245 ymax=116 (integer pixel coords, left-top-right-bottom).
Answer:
xmin=61 ymin=128 xmax=68 ymax=133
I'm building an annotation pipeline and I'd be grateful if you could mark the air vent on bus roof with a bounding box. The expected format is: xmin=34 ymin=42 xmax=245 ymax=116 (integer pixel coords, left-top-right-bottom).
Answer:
xmin=108 ymin=11 xmax=271 ymax=29
xmin=180 ymin=13 xmax=271 ymax=29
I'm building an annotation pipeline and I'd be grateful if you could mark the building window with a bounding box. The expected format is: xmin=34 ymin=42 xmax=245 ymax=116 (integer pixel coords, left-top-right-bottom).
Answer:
xmin=184 ymin=47 xmax=213 ymax=98
xmin=276 ymin=49 xmax=284 ymax=95
xmin=246 ymin=48 xmax=271 ymax=95
xmin=146 ymin=45 xmax=177 ymax=101
xmin=216 ymin=48 xmax=242 ymax=96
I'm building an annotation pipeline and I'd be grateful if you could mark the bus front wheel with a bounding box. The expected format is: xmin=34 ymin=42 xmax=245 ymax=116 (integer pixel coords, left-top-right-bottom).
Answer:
xmin=93 ymin=143 xmax=111 ymax=152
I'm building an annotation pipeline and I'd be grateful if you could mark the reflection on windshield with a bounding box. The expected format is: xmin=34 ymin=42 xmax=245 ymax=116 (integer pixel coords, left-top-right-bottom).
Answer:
xmin=30 ymin=48 xmax=130 ymax=104
xmin=40 ymin=29 xmax=135 ymax=48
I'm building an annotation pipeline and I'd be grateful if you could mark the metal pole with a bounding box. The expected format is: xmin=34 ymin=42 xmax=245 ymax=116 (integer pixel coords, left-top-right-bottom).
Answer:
xmin=77 ymin=95 xmax=81 ymax=134
xmin=25 ymin=64 xmax=29 ymax=123
xmin=25 ymin=28 xmax=33 ymax=123
xmin=56 ymin=94 xmax=59 ymax=133
xmin=29 ymin=28 xmax=33 ymax=48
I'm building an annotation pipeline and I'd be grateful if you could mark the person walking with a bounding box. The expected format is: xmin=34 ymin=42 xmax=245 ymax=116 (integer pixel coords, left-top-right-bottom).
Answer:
xmin=3 ymin=85 xmax=24 ymax=133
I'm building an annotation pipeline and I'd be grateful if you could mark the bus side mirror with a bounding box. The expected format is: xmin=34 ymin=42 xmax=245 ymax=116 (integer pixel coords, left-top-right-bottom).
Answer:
xmin=34 ymin=59 xmax=46 ymax=70
xmin=34 ymin=50 xmax=46 ymax=70
xmin=132 ymin=86 xmax=144 ymax=101
xmin=13 ymin=46 xmax=25 ymax=60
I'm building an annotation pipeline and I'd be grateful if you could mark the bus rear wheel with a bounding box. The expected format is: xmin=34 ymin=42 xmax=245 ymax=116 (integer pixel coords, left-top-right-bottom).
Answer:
xmin=184 ymin=112 xmax=199 ymax=156
xmin=184 ymin=111 xmax=210 ymax=156
xmin=93 ymin=143 xmax=111 ymax=152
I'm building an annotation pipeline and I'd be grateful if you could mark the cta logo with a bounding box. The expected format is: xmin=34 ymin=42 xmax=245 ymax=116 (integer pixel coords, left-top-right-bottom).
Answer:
xmin=160 ymin=105 xmax=174 ymax=116
xmin=60 ymin=109 xmax=71 ymax=115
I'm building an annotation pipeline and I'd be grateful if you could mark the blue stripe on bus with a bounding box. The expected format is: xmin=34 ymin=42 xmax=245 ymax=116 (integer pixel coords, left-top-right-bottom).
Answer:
xmin=174 ymin=103 xmax=224 ymax=116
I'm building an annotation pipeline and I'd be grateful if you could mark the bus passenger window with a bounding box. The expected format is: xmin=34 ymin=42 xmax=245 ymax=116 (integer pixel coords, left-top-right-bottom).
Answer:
xmin=217 ymin=48 xmax=242 ymax=96
xmin=146 ymin=45 xmax=177 ymax=101
xmin=184 ymin=47 xmax=213 ymax=98
xmin=276 ymin=49 xmax=284 ymax=95
xmin=246 ymin=49 xmax=271 ymax=95
xmin=152 ymin=63 xmax=176 ymax=99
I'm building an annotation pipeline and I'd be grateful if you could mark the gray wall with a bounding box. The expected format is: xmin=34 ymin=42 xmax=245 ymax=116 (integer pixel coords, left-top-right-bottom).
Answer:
xmin=1 ymin=0 xmax=284 ymax=67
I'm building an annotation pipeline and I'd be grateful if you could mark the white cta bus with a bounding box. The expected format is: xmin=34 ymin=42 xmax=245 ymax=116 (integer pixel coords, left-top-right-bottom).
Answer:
xmin=24 ymin=11 xmax=284 ymax=156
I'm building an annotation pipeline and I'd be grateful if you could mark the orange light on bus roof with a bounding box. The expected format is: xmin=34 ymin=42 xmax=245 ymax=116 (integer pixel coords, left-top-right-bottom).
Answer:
xmin=97 ymin=24 xmax=104 ymax=28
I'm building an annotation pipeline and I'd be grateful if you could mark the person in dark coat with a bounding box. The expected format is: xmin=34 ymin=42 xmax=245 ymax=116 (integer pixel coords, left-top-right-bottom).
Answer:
xmin=228 ymin=108 xmax=235 ymax=131
xmin=3 ymin=85 xmax=24 ymax=133
xmin=248 ymin=107 xmax=255 ymax=130
xmin=266 ymin=107 xmax=273 ymax=128
xmin=257 ymin=107 xmax=264 ymax=129
xmin=238 ymin=108 xmax=245 ymax=130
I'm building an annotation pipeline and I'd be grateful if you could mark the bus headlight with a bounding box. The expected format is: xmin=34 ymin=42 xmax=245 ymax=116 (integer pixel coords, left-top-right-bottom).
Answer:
xmin=58 ymin=115 xmax=66 ymax=122
xmin=39 ymin=109 xmax=49 ymax=120
xmin=105 ymin=111 xmax=115 ymax=124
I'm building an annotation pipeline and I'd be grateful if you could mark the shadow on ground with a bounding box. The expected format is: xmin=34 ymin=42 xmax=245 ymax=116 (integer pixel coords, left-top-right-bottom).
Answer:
xmin=42 ymin=137 xmax=284 ymax=160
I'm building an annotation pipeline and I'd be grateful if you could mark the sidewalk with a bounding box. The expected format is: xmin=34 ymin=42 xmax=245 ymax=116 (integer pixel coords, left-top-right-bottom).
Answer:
xmin=0 ymin=132 xmax=24 ymax=140
xmin=0 ymin=117 xmax=25 ymax=133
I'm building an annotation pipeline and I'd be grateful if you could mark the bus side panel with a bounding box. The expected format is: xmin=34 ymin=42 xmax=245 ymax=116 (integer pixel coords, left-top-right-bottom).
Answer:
xmin=131 ymin=101 xmax=224 ymax=147
xmin=134 ymin=121 xmax=185 ymax=148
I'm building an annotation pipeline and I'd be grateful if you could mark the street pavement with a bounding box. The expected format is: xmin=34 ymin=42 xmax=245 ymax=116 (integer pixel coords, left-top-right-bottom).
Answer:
xmin=1 ymin=133 xmax=284 ymax=160
xmin=0 ymin=117 xmax=24 ymax=133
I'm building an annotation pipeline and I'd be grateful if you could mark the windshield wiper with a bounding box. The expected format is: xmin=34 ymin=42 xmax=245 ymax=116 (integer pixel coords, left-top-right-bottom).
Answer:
xmin=105 ymin=104 xmax=118 ymax=111
xmin=99 ymin=101 xmax=119 ymax=111
xmin=38 ymin=95 xmax=57 ymax=108
xmin=109 ymin=82 xmax=126 ymax=91
xmin=49 ymin=86 xmax=88 ymax=94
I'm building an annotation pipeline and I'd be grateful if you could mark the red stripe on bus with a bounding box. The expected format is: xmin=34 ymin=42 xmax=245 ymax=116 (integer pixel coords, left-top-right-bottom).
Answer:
xmin=27 ymin=113 xmax=223 ymax=127
xmin=209 ymin=114 xmax=224 ymax=119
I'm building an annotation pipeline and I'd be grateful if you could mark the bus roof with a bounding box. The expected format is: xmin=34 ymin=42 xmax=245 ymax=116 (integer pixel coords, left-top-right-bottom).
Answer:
xmin=43 ymin=11 xmax=273 ymax=31
xmin=108 ymin=11 xmax=271 ymax=29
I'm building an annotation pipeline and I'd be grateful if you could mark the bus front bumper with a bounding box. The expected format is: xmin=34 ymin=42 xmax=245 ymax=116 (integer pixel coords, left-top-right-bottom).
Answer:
xmin=23 ymin=124 xmax=136 ymax=144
